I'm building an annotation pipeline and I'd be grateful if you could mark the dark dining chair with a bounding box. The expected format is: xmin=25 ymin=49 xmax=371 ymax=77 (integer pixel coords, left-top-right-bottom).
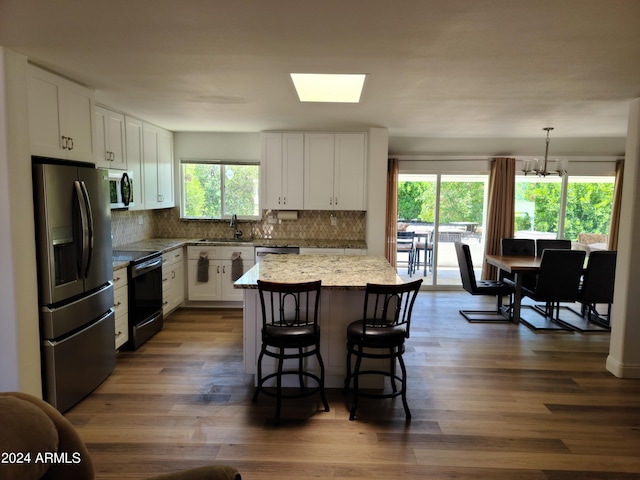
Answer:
xmin=454 ymin=242 xmax=514 ymax=322
xmin=535 ymin=238 xmax=571 ymax=257
xmin=521 ymin=249 xmax=586 ymax=328
xmin=343 ymin=279 xmax=422 ymax=421
xmin=576 ymin=250 xmax=617 ymax=327
xmin=397 ymin=231 xmax=415 ymax=276
xmin=500 ymin=238 xmax=535 ymax=279
xmin=502 ymin=238 xmax=536 ymax=257
xmin=500 ymin=238 xmax=536 ymax=309
xmin=253 ymin=279 xmax=330 ymax=424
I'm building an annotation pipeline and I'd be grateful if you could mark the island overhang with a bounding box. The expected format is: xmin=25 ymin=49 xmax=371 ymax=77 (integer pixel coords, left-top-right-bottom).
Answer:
xmin=234 ymin=254 xmax=402 ymax=290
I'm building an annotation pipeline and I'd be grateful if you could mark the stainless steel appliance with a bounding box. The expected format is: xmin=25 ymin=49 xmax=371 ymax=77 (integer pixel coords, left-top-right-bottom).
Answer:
xmin=108 ymin=169 xmax=134 ymax=209
xmin=32 ymin=158 xmax=115 ymax=413
xmin=112 ymin=250 xmax=163 ymax=350
xmin=254 ymin=246 xmax=300 ymax=263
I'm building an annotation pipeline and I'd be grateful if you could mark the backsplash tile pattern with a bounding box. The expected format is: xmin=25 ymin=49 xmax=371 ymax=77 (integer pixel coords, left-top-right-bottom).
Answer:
xmin=111 ymin=210 xmax=155 ymax=248
xmin=113 ymin=207 xmax=366 ymax=246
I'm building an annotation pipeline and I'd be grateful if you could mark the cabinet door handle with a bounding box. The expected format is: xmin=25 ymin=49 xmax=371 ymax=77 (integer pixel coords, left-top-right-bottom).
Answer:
xmin=283 ymin=196 xmax=286 ymax=204
xmin=278 ymin=196 xmax=281 ymax=205
xmin=68 ymin=137 xmax=74 ymax=150
xmin=61 ymin=136 xmax=68 ymax=150
xmin=335 ymin=197 xmax=338 ymax=206
xmin=329 ymin=197 xmax=333 ymax=206
xmin=114 ymin=301 xmax=121 ymax=308
xmin=223 ymin=265 xmax=226 ymax=274
xmin=172 ymin=271 xmax=176 ymax=279
xmin=217 ymin=266 xmax=220 ymax=274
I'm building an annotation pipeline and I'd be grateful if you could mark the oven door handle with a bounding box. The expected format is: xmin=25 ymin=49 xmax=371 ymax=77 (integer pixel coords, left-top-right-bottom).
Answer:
xmin=131 ymin=257 xmax=163 ymax=278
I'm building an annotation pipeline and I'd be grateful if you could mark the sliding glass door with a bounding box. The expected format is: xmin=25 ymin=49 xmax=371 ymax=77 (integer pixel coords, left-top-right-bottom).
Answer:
xmin=397 ymin=173 xmax=489 ymax=287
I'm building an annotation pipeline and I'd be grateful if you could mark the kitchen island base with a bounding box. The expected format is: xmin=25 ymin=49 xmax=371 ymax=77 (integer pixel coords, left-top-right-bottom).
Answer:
xmin=243 ymin=288 xmax=386 ymax=388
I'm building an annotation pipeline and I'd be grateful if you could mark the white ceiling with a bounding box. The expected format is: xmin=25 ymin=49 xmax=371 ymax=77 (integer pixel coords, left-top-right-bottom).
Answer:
xmin=1 ymin=0 xmax=639 ymax=156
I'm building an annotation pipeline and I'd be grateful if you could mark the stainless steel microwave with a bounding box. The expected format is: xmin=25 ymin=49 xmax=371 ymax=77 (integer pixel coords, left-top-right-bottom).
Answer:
xmin=108 ymin=170 xmax=134 ymax=209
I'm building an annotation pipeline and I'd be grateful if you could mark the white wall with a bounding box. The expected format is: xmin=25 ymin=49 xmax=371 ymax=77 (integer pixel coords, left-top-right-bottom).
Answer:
xmin=607 ymin=98 xmax=640 ymax=378
xmin=0 ymin=48 xmax=42 ymax=395
xmin=366 ymin=127 xmax=389 ymax=256
xmin=174 ymin=132 xmax=260 ymax=160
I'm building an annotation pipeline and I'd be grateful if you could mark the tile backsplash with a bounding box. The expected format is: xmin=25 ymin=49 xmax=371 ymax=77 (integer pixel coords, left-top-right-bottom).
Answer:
xmin=112 ymin=207 xmax=366 ymax=247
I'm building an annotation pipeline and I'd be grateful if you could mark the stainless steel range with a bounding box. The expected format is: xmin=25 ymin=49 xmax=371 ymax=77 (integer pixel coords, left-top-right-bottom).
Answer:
xmin=112 ymin=250 xmax=163 ymax=350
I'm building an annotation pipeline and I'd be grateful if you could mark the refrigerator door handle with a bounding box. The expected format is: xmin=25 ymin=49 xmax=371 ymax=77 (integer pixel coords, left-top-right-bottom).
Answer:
xmin=74 ymin=180 xmax=91 ymax=277
xmin=79 ymin=181 xmax=95 ymax=277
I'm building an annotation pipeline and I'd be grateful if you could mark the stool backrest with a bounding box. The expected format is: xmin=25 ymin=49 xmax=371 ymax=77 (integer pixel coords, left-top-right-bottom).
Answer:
xmin=362 ymin=279 xmax=422 ymax=338
xmin=257 ymin=280 xmax=321 ymax=329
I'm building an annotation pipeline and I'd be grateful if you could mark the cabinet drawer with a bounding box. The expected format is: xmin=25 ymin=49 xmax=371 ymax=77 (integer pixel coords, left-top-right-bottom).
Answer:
xmin=187 ymin=245 xmax=219 ymax=260
xmin=163 ymin=247 xmax=184 ymax=266
xmin=114 ymin=316 xmax=129 ymax=349
xmin=218 ymin=246 xmax=254 ymax=261
xmin=112 ymin=268 xmax=128 ymax=289
xmin=114 ymin=285 xmax=128 ymax=317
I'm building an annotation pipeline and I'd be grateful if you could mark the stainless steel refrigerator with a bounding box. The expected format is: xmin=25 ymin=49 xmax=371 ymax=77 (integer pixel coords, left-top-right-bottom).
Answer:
xmin=32 ymin=158 xmax=116 ymax=412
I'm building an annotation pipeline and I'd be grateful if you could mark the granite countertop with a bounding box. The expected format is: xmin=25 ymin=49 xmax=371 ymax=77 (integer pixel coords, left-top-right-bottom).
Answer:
xmin=112 ymin=237 xmax=368 ymax=270
xmin=234 ymin=254 xmax=402 ymax=290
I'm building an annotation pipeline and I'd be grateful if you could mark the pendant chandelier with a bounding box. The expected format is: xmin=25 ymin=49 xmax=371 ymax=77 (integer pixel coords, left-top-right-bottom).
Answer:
xmin=522 ymin=127 xmax=567 ymax=177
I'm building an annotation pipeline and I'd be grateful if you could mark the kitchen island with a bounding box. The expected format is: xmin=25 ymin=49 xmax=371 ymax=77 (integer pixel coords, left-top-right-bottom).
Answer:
xmin=235 ymin=254 xmax=404 ymax=387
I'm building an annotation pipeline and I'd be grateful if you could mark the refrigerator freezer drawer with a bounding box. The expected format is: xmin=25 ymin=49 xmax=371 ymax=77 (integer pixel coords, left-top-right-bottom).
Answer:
xmin=40 ymin=282 xmax=114 ymax=339
xmin=42 ymin=310 xmax=116 ymax=412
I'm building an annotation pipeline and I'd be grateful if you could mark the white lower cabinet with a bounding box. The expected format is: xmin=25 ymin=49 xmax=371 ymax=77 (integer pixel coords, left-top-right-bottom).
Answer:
xmin=187 ymin=245 xmax=254 ymax=302
xmin=162 ymin=247 xmax=185 ymax=316
xmin=112 ymin=267 xmax=129 ymax=350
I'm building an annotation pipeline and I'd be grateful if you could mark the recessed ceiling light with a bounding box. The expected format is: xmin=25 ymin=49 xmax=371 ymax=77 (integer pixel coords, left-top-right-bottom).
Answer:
xmin=290 ymin=73 xmax=367 ymax=103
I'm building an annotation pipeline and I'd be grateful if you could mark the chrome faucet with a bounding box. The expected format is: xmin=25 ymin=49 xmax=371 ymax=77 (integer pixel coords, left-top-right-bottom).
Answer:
xmin=230 ymin=214 xmax=242 ymax=240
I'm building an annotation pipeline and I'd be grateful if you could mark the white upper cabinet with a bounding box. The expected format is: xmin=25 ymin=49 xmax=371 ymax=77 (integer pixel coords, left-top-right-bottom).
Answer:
xmin=143 ymin=122 xmax=174 ymax=209
xmin=95 ymin=105 xmax=126 ymax=169
xmin=27 ymin=64 xmax=96 ymax=162
xmin=261 ymin=132 xmax=304 ymax=210
xmin=304 ymin=132 xmax=366 ymax=211
xmin=125 ymin=116 xmax=145 ymax=211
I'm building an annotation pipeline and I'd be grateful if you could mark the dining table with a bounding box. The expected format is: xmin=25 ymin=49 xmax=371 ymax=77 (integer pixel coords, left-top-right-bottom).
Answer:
xmin=484 ymin=254 xmax=542 ymax=323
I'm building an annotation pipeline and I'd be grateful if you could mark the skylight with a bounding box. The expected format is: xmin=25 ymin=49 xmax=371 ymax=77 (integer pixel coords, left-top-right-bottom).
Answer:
xmin=290 ymin=73 xmax=367 ymax=103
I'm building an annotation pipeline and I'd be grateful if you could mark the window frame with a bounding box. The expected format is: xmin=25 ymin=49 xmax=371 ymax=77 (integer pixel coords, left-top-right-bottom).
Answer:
xmin=179 ymin=158 xmax=261 ymax=220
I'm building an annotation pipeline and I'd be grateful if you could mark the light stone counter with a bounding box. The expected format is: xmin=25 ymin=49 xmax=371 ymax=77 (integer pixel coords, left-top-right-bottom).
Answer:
xmin=238 ymin=255 xmax=402 ymax=388
xmin=234 ymin=254 xmax=401 ymax=290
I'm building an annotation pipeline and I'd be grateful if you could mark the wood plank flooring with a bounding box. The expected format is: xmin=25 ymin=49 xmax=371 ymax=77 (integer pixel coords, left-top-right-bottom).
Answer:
xmin=65 ymin=293 xmax=640 ymax=480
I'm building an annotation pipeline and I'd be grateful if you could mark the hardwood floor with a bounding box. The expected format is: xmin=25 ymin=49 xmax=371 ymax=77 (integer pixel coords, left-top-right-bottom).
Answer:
xmin=66 ymin=293 xmax=640 ymax=480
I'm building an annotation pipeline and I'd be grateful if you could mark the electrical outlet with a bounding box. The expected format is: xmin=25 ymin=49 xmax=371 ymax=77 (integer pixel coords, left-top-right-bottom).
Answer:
xmin=138 ymin=215 xmax=144 ymax=225
xmin=268 ymin=215 xmax=277 ymax=224
xmin=330 ymin=214 xmax=337 ymax=226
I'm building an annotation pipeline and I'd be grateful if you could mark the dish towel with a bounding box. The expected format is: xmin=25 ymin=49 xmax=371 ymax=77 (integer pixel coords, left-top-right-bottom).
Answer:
xmin=197 ymin=253 xmax=209 ymax=283
xmin=231 ymin=252 xmax=243 ymax=281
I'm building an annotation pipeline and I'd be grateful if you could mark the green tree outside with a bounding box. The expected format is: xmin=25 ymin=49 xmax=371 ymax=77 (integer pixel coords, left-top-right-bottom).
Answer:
xmin=398 ymin=180 xmax=485 ymax=224
xmin=183 ymin=163 xmax=259 ymax=218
